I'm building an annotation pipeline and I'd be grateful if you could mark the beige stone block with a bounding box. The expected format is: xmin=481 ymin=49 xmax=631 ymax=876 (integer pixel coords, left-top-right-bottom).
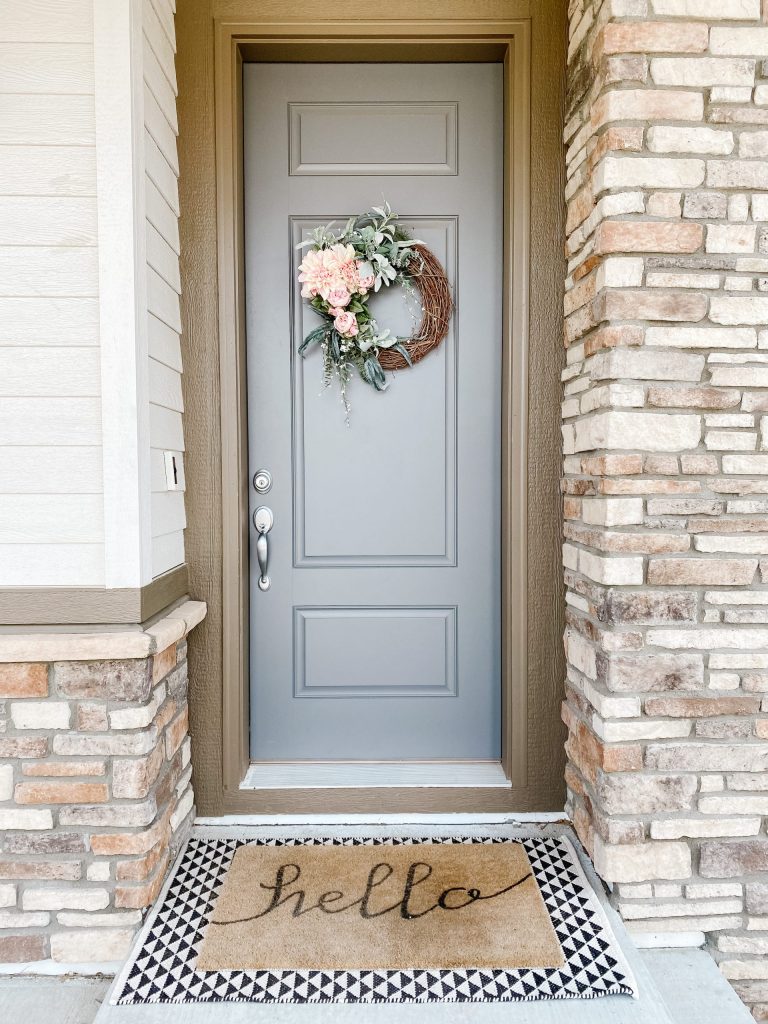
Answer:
xmin=593 ymin=835 xmax=691 ymax=883
xmin=647 ymin=558 xmax=757 ymax=585
xmin=695 ymin=535 xmax=768 ymax=554
xmin=50 ymin=928 xmax=136 ymax=963
xmin=654 ymin=0 xmax=759 ymax=15
xmin=594 ymin=717 xmax=691 ymax=742
xmin=629 ymin=915 xmax=742 ymax=932
xmin=646 ymin=743 xmax=768 ymax=772
xmin=651 ymin=818 xmax=761 ymax=839
xmin=581 ymin=497 xmax=643 ymax=526
xmin=620 ymin=896 xmax=743 ymax=918
xmin=707 ymin=161 xmax=768 ymax=190
xmin=712 ymin=299 xmax=768 ymax=325
xmin=592 ymin=89 xmax=703 ymax=130
xmin=0 ymin=808 xmax=53 ymax=830
xmin=56 ymin=910 xmax=141 ymax=928
xmin=22 ymin=888 xmax=109 ymax=912
xmin=578 ymin=550 xmax=644 ymax=586
xmin=646 ymin=193 xmax=682 ymax=218
xmin=707 ymin=224 xmax=757 ymax=254
xmin=589 ymin=348 xmax=704 ymax=382
xmin=10 ymin=701 xmax=70 ymax=730
xmin=740 ymin=132 xmax=768 ymax=158
xmin=645 ymin=326 xmax=755 ymax=348
xmin=600 ymin=21 xmax=708 ymax=54
xmin=595 ymin=156 xmax=704 ymax=191
xmin=574 ymin=411 xmax=701 ymax=453
xmin=651 ymin=57 xmax=755 ymax=87
xmin=723 ymin=453 xmax=768 ymax=473
xmin=646 ymin=272 xmax=719 ymax=289
xmin=700 ymin=795 xmax=768 ymax=815
xmin=647 ymin=126 xmax=734 ymax=155
xmin=595 ymin=219 xmax=703 ymax=254
xmin=686 ymin=883 xmax=742 ymax=898
xmin=0 ymin=911 xmax=49 ymax=929
xmin=710 ymin=26 xmax=768 ymax=55
xmin=705 ymin=431 xmax=756 ymax=451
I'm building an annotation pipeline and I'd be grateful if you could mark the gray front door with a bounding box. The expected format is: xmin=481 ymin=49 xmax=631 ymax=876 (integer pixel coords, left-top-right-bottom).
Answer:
xmin=244 ymin=63 xmax=503 ymax=764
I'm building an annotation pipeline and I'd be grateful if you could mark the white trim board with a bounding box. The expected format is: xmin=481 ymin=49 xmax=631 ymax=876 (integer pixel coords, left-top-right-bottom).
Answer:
xmin=241 ymin=761 xmax=510 ymax=790
xmin=196 ymin=811 xmax=568 ymax=826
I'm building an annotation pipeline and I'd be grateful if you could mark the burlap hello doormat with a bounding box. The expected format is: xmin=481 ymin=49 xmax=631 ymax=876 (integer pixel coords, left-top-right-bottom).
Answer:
xmin=112 ymin=834 xmax=638 ymax=1004
xmin=198 ymin=840 xmax=562 ymax=971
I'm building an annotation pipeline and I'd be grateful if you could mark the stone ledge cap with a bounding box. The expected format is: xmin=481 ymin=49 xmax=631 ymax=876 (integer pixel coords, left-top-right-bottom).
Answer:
xmin=0 ymin=600 xmax=207 ymax=663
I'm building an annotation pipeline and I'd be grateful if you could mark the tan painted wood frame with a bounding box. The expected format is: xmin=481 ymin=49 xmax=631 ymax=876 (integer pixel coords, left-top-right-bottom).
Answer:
xmin=0 ymin=565 xmax=189 ymax=626
xmin=213 ymin=18 xmax=534 ymax=813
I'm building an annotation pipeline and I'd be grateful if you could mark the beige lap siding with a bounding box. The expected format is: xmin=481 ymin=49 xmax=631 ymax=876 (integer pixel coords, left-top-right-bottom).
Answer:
xmin=563 ymin=0 xmax=768 ymax=1017
xmin=0 ymin=601 xmax=204 ymax=964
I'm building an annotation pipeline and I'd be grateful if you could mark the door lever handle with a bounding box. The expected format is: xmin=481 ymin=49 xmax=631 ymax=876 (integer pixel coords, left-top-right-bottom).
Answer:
xmin=253 ymin=506 xmax=273 ymax=591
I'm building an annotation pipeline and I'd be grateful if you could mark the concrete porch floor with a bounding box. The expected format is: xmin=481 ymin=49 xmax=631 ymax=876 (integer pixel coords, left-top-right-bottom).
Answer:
xmin=0 ymin=821 xmax=753 ymax=1024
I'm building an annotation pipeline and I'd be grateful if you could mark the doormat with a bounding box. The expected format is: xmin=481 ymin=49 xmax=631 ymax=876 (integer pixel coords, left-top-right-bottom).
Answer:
xmin=111 ymin=835 xmax=638 ymax=1005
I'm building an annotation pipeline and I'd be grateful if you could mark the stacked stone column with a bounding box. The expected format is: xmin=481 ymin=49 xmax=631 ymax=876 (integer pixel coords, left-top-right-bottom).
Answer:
xmin=0 ymin=602 xmax=204 ymax=964
xmin=563 ymin=0 xmax=768 ymax=1015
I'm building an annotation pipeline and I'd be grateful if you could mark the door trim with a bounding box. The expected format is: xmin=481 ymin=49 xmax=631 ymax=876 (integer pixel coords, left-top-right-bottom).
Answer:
xmin=214 ymin=19 xmax=531 ymax=812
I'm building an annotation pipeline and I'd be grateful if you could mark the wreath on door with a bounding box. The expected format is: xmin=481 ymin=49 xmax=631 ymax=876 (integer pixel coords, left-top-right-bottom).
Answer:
xmin=296 ymin=203 xmax=453 ymax=418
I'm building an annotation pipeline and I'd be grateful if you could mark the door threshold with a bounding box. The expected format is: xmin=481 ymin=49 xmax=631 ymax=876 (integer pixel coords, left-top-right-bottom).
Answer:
xmin=242 ymin=760 xmax=510 ymax=790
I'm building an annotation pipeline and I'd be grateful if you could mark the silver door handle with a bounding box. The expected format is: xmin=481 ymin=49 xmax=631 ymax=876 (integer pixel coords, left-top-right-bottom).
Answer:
xmin=253 ymin=506 xmax=273 ymax=591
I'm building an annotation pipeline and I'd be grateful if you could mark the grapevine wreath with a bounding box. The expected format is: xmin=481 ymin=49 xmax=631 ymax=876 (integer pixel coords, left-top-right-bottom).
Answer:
xmin=297 ymin=203 xmax=453 ymax=417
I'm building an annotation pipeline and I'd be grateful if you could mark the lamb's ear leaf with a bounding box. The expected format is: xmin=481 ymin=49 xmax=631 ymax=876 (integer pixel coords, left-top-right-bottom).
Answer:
xmin=393 ymin=342 xmax=413 ymax=367
xmin=329 ymin=330 xmax=341 ymax=362
xmin=298 ymin=325 xmax=329 ymax=355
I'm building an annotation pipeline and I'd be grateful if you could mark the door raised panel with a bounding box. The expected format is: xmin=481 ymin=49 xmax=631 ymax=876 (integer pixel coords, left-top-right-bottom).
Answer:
xmin=294 ymin=606 xmax=458 ymax=698
xmin=289 ymin=102 xmax=458 ymax=176
xmin=291 ymin=217 xmax=457 ymax=567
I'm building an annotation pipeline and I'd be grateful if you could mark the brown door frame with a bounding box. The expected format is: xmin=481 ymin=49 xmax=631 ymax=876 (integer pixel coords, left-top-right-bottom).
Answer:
xmin=213 ymin=17 xmax=531 ymax=813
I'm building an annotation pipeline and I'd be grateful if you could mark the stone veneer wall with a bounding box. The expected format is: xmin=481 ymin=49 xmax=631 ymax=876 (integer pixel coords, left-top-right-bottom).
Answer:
xmin=562 ymin=0 xmax=768 ymax=1016
xmin=0 ymin=601 xmax=204 ymax=964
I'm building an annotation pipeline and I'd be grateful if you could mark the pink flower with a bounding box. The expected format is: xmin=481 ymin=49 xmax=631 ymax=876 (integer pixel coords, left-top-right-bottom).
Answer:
xmin=357 ymin=261 xmax=375 ymax=293
xmin=298 ymin=248 xmax=335 ymax=299
xmin=326 ymin=286 xmax=351 ymax=308
xmin=334 ymin=310 xmax=358 ymax=338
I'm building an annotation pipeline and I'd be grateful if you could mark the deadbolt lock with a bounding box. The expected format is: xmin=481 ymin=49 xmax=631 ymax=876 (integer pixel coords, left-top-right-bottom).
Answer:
xmin=253 ymin=469 xmax=272 ymax=494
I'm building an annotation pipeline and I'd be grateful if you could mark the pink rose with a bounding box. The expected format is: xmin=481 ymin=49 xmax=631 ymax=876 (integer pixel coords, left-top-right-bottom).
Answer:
xmin=327 ymin=286 xmax=351 ymax=308
xmin=357 ymin=261 xmax=375 ymax=293
xmin=334 ymin=310 xmax=358 ymax=338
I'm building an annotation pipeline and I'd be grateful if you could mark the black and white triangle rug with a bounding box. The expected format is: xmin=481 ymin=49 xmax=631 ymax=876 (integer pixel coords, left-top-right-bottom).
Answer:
xmin=111 ymin=834 xmax=638 ymax=1005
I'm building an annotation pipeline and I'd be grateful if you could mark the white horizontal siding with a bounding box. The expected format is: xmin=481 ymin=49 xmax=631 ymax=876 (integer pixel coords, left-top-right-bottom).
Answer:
xmin=151 ymin=530 xmax=185 ymax=578
xmin=0 ymin=298 xmax=99 ymax=344
xmin=0 ymin=447 xmax=102 ymax=494
xmin=0 ymin=398 xmax=101 ymax=446
xmin=0 ymin=0 xmax=94 ymax=44
xmin=0 ymin=348 xmax=100 ymax=396
xmin=0 ymin=247 xmax=99 ymax=296
xmin=0 ymin=0 xmax=187 ymax=589
xmin=0 ymin=146 xmax=96 ymax=197
xmin=144 ymin=131 xmax=178 ymax=213
xmin=149 ymin=356 xmax=183 ymax=412
xmin=0 ymin=495 xmax=103 ymax=544
xmin=143 ymin=0 xmax=185 ymax=580
xmin=148 ymin=312 xmax=182 ymax=372
xmin=0 ymin=6 xmax=104 ymax=588
xmin=0 ymin=43 xmax=94 ymax=94
xmin=0 ymin=544 xmax=103 ymax=586
xmin=146 ymin=221 xmax=180 ymax=291
xmin=0 ymin=95 xmax=95 ymax=145
xmin=0 ymin=197 xmax=98 ymax=246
